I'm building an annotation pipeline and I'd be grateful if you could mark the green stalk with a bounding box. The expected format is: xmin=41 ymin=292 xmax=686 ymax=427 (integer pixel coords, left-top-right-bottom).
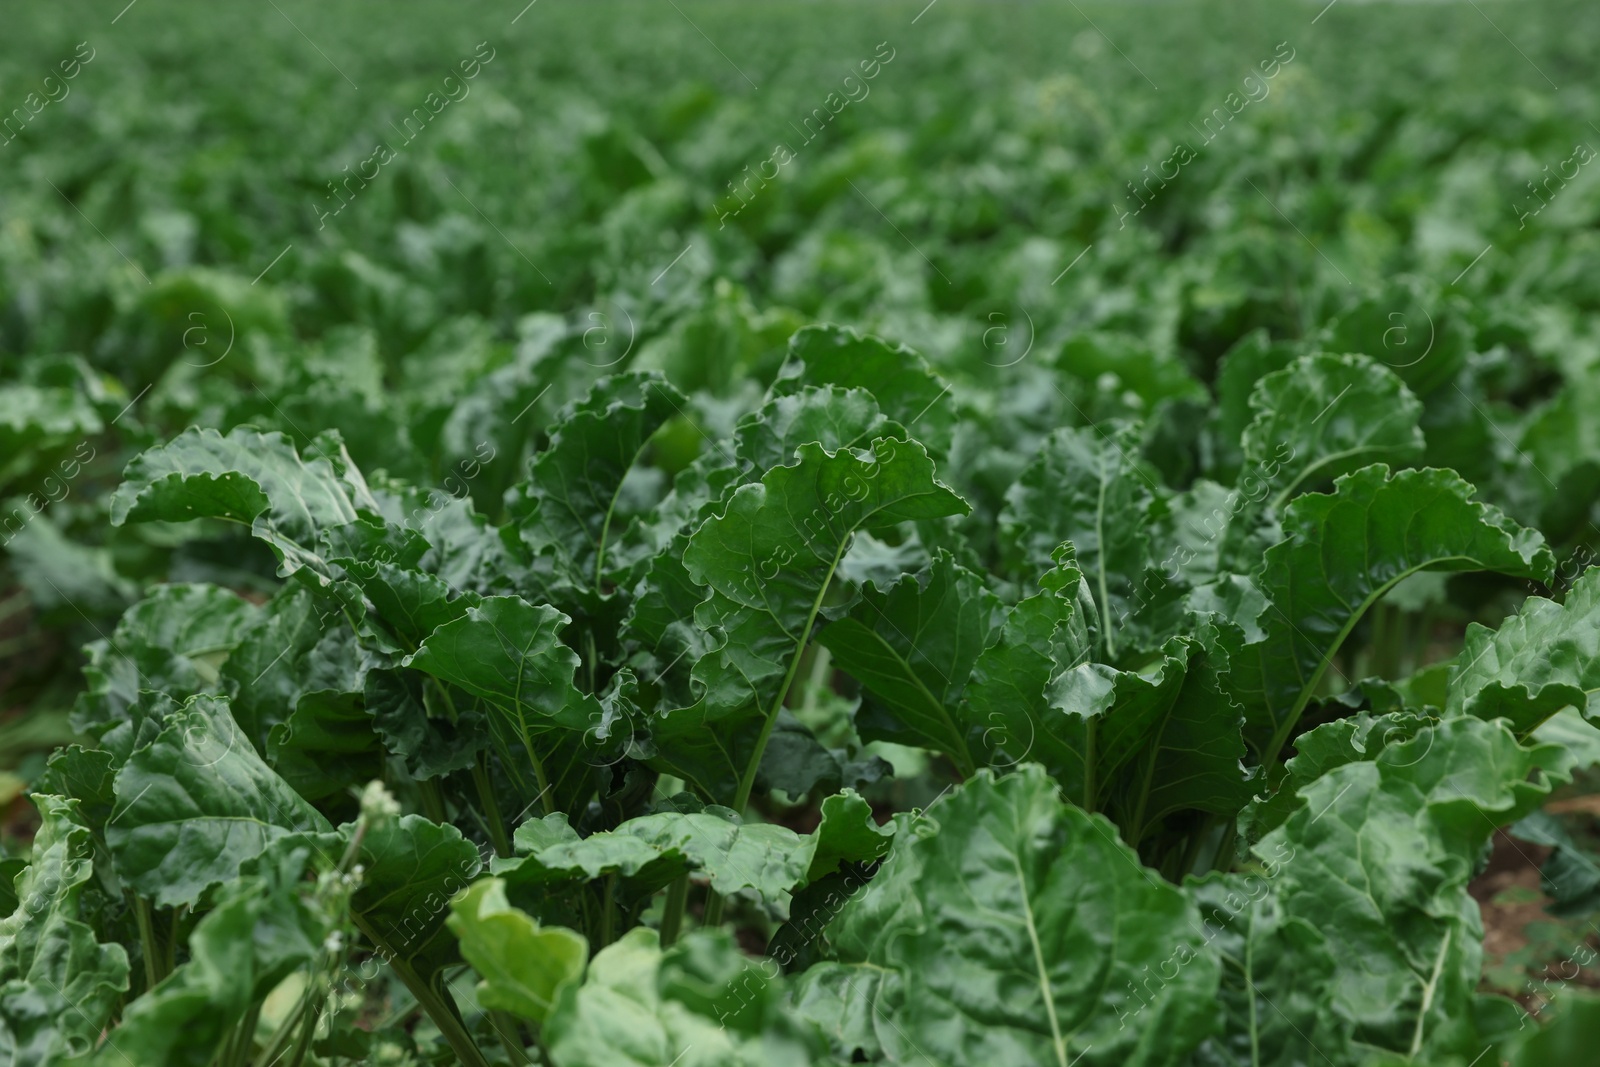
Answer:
xmin=284 ymin=997 xmax=320 ymax=1067
xmin=600 ymin=874 xmax=618 ymax=947
xmin=707 ymin=546 xmax=852 ymax=930
xmin=583 ymin=628 xmax=599 ymax=695
xmin=417 ymin=777 xmax=448 ymax=824
xmin=132 ymin=895 xmax=166 ymax=989
xmin=434 ymin=678 xmax=551 ymax=817
xmin=702 ymin=888 xmax=727 ymax=929
xmin=352 ymin=914 xmax=493 ymax=1067
xmin=250 ymin=988 xmax=311 ymax=1067
xmin=471 ymin=754 xmax=512 ymax=859
xmin=1081 ymin=721 xmax=1097 ymax=811
xmin=728 ymin=540 xmax=852 ymax=816
xmin=1175 ymin=820 xmax=1209 ymax=881
xmin=219 ymin=1001 xmax=260 ymax=1067
xmin=1094 ymin=459 xmax=1117 ymax=661
xmin=165 ymin=904 xmax=185 ymax=976
xmin=1263 ymin=564 xmax=1467 ymax=763
xmin=489 ymin=1010 xmax=532 ymax=1066
xmin=1211 ymin=819 xmax=1239 ymax=875
xmin=1124 ymin=739 xmax=1162 ymax=848
xmin=659 ymin=873 xmax=691 ymax=947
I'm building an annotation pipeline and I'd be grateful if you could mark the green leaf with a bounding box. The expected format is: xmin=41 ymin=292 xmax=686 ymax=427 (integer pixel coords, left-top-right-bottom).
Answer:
xmin=499 ymin=792 xmax=887 ymax=915
xmin=1227 ymin=465 xmax=1553 ymax=761
xmin=348 ymin=814 xmax=484 ymax=974
xmin=1256 ymin=717 xmax=1567 ymax=1056
xmin=818 ymin=550 xmax=1003 ymax=777
xmin=109 ymin=426 xmax=378 ymax=578
xmin=365 ymin=666 xmax=488 ymax=779
xmin=1208 ymin=329 xmax=1303 ymax=483
xmin=961 ymin=546 xmax=1097 ymax=775
xmin=1242 ymin=708 xmax=1435 ymax=840
xmin=664 ymin=435 xmax=967 ymax=804
xmin=0 ymin=385 xmax=100 ymax=492
xmin=999 ymin=422 xmax=1163 ymax=659
xmin=499 ymin=808 xmax=807 ymax=909
xmin=1055 ymin=332 xmax=1207 ymax=411
xmin=1042 ymin=640 xmax=1192 ymax=810
xmin=771 ymin=325 xmax=950 ymax=446
xmin=266 ymin=683 xmax=384 ymax=802
xmin=218 ymin=585 xmax=340 ymax=748
xmin=106 ymin=695 xmax=331 ymax=908
xmin=803 ymin=789 xmax=894 ymax=882
xmin=1503 ymin=994 xmax=1600 ymax=1066
xmin=1446 ymin=567 xmax=1600 ymax=733
xmin=790 ymin=765 xmax=1220 ymax=1067
xmin=447 ymin=878 xmax=588 ymax=1023
xmin=1184 ymin=873 xmax=1350 ymax=1067
xmin=1100 ymin=646 xmax=1252 ymax=836
xmin=544 ymin=927 xmax=824 ymax=1067
xmin=79 ymin=849 xmax=325 ymax=1067
xmin=508 ymin=370 xmax=686 ymax=590
xmin=343 ymin=559 xmax=477 ymax=654
xmin=1040 ymin=638 xmax=1251 ymax=836
xmin=404 ymin=595 xmax=601 ymax=796
xmin=0 ymin=861 xmax=22 ymax=921
xmin=34 ymin=747 xmax=117 ymax=833
xmin=214 ymin=585 xmax=379 ymax=798
xmin=3 ymin=513 xmax=136 ymax=618
xmin=1239 ymin=353 xmax=1425 ymax=512
xmin=0 ymin=797 xmax=129 ymax=1066
xmin=733 ymin=385 xmax=902 ymax=477
xmin=72 ymin=582 xmax=259 ymax=752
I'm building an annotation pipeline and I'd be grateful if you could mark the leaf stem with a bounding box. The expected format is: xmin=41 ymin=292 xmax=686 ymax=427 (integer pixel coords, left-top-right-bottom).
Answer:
xmin=352 ymin=914 xmax=493 ymax=1067
xmin=1212 ymin=819 xmax=1239 ymax=874
xmin=1124 ymin=734 xmax=1162 ymax=846
xmin=249 ymin=984 xmax=311 ymax=1067
xmin=1264 ymin=563 xmax=1464 ymax=763
xmin=284 ymin=997 xmax=320 ymax=1067
xmin=166 ymin=904 xmax=185 ymax=976
xmin=1094 ymin=454 xmax=1117 ymax=662
xmin=728 ymin=539 xmax=852 ymax=816
xmin=1082 ymin=721 xmax=1096 ymax=811
xmin=220 ymin=1000 xmax=260 ymax=1067
xmin=583 ymin=629 xmax=599 ymax=694
xmin=600 ymin=873 xmax=617 ymax=946
xmin=489 ymin=1010 xmax=532 ymax=1066
xmin=132 ymin=894 xmax=166 ymax=989
xmin=471 ymin=754 xmax=512 ymax=859
xmin=659 ymin=872 xmax=690 ymax=947
xmin=417 ymin=776 xmax=448 ymax=824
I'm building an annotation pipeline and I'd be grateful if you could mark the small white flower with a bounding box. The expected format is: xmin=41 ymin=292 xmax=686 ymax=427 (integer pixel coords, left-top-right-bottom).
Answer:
xmin=359 ymin=781 xmax=401 ymax=827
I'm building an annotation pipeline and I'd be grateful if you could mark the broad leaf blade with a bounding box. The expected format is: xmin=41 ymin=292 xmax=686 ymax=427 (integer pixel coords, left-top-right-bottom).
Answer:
xmin=999 ymin=422 xmax=1163 ymax=658
xmin=1447 ymin=567 xmax=1600 ymax=733
xmin=0 ymin=797 xmax=129 ymax=1066
xmin=106 ymin=695 xmax=331 ymax=908
xmin=447 ymin=878 xmax=587 ymax=1024
xmin=791 ymin=765 xmax=1220 ymax=1067
xmin=109 ymin=427 xmax=377 ymax=578
xmin=818 ymin=551 xmax=1003 ymax=776
xmin=1229 ymin=465 xmax=1553 ymax=760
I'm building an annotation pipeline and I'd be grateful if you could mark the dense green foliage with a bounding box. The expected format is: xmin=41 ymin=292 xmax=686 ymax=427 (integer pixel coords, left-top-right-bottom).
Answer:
xmin=5 ymin=1 xmax=1600 ymax=1064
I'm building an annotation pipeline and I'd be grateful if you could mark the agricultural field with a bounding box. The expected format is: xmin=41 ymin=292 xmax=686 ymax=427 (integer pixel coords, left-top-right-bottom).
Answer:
xmin=4 ymin=0 xmax=1600 ymax=1064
